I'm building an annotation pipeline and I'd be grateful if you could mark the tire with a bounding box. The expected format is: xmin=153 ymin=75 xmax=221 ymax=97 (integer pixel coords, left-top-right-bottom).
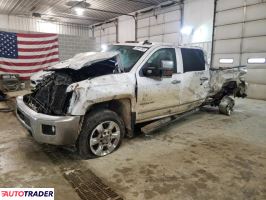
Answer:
xmin=218 ymin=96 xmax=235 ymax=116
xmin=77 ymin=109 xmax=125 ymax=159
xmin=226 ymin=106 xmax=231 ymax=116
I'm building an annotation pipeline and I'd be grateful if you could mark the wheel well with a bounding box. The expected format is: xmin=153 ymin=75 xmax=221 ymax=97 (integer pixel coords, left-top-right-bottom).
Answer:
xmin=211 ymin=81 xmax=237 ymax=106
xmin=85 ymin=99 xmax=134 ymax=138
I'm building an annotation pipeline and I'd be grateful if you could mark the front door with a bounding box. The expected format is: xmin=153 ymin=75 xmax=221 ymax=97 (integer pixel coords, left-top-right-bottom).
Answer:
xmin=136 ymin=47 xmax=181 ymax=122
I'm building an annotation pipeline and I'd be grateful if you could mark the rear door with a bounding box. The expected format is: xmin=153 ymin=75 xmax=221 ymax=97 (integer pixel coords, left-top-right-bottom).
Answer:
xmin=179 ymin=48 xmax=210 ymax=110
xmin=136 ymin=47 xmax=181 ymax=122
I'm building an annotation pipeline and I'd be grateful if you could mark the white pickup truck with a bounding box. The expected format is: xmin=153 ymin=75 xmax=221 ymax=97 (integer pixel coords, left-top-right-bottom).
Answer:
xmin=16 ymin=41 xmax=247 ymax=158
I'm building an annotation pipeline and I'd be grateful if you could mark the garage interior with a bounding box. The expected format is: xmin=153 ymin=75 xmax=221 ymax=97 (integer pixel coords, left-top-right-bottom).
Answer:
xmin=0 ymin=0 xmax=266 ymax=200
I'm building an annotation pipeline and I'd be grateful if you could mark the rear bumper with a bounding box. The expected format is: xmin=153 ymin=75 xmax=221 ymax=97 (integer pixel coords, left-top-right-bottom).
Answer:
xmin=16 ymin=96 xmax=81 ymax=145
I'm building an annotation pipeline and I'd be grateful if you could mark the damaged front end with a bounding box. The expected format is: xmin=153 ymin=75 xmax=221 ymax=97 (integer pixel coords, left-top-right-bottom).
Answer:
xmin=24 ymin=52 xmax=120 ymax=115
xmin=24 ymin=71 xmax=73 ymax=115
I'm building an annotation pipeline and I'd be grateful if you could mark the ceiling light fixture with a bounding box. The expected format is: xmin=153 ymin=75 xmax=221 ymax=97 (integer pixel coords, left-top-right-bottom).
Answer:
xmin=74 ymin=7 xmax=85 ymax=16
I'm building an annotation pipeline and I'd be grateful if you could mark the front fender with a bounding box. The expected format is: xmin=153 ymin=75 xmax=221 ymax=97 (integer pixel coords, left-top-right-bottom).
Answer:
xmin=67 ymin=74 xmax=136 ymax=115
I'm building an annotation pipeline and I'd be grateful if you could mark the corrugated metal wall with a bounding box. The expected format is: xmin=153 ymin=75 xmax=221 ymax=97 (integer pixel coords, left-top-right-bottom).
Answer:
xmin=0 ymin=14 xmax=93 ymax=37
xmin=94 ymin=21 xmax=117 ymax=47
xmin=93 ymin=4 xmax=182 ymax=47
xmin=137 ymin=5 xmax=181 ymax=44
xmin=212 ymin=0 xmax=266 ymax=100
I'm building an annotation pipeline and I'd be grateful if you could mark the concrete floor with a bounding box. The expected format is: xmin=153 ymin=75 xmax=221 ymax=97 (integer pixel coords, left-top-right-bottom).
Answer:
xmin=1 ymin=98 xmax=266 ymax=200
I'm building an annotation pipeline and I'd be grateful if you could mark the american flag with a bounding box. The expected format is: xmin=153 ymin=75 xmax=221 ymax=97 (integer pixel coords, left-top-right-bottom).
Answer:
xmin=0 ymin=31 xmax=59 ymax=80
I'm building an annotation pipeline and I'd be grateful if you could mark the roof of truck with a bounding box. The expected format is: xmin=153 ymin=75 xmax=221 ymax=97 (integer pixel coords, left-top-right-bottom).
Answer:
xmin=113 ymin=41 xmax=203 ymax=50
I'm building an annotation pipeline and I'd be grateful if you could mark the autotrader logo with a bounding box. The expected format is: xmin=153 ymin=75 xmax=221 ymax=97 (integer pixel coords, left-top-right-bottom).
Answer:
xmin=0 ymin=188 xmax=54 ymax=200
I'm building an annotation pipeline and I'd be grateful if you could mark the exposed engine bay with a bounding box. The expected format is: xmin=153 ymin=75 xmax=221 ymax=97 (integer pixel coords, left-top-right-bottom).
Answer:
xmin=24 ymin=57 xmax=118 ymax=115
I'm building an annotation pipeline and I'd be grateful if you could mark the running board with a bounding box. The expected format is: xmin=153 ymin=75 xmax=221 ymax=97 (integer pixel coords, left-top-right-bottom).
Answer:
xmin=141 ymin=109 xmax=199 ymax=134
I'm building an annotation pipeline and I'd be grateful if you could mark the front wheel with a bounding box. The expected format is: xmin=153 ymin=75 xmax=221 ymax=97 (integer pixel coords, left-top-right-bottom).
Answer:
xmin=78 ymin=109 xmax=125 ymax=159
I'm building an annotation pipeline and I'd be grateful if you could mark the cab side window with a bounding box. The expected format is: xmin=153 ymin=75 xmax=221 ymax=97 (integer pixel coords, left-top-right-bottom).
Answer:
xmin=181 ymin=48 xmax=205 ymax=73
xmin=146 ymin=48 xmax=177 ymax=73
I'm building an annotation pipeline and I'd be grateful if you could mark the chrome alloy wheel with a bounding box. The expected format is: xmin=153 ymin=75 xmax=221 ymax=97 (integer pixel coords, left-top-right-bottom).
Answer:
xmin=89 ymin=121 xmax=121 ymax=156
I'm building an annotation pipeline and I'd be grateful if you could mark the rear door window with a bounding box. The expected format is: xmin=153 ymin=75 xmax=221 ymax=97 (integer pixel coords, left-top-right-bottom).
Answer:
xmin=181 ymin=48 xmax=205 ymax=73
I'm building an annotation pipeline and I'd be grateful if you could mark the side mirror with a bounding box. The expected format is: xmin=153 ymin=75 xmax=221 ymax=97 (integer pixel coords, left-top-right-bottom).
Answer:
xmin=161 ymin=60 xmax=174 ymax=78
xmin=142 ymin=60 xmax=174 ymax=78
xmin=142 ymin=66 xmax=161 ymax=77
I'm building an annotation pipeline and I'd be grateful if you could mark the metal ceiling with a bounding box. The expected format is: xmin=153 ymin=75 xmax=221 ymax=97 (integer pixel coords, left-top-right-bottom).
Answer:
xmin=0 ymin=0 xmax=173 ymax=25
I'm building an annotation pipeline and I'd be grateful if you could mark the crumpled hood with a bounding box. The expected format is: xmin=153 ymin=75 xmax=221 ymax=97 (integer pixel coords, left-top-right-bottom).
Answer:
xmin=49 ymin=51 xmax=119 ymax=70
xmin=30 ymin=51 xmax=119 ymax=83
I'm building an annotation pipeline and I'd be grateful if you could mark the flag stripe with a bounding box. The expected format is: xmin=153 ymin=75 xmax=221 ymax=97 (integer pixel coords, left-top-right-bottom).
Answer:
xmin=0 ymin=58 xmax=59 ymax=66
xmin=18 ymin=45 xmax=59 ymax=52
xmin=0 ymin=55 xmax=59 ymax=63
xmin=17 ymin=35 xmax=58 ymax=42
xmin=17 ymin=39 xmax=58 ymax=45
xmin=17 ymin=33 xmax=57 ymax=38
xmin=18 ymin=48 xmax=59 ymax=56
xmin=18 ymin=51 xmax=59 ymax=59
xmin=18 ymin=42 xmax=58 ymax=49
xmin=0 ymin=62 xmax=58 ymax=70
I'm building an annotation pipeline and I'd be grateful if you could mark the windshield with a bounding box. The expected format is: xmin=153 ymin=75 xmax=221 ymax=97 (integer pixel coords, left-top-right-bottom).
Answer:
xmin=105 ymin=45 xmax=148 ymax=72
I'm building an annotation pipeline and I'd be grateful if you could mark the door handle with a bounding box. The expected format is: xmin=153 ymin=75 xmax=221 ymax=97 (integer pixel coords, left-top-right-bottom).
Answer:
xmin=200 ymin=77 xmax=209 ymax=81
xmin=171 ymin=80 xmax=181 ymax=84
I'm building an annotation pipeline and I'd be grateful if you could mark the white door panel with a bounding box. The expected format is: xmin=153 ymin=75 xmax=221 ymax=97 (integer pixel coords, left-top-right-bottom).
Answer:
xmin=180 ymin=48 xmax=210 ymax=108
xmin=217 ymin=0 xmax=245 ymax=11
xmin=244 ymin=20 xmax=266 ymax=37
xmin=214 ymin=24 xmax=242 ymax=40
xmin=136 ymin=47 xmax=181 ymax=121
xmin=214 ymin=39 xmax=241 ymax=54
xmin=180 ymin=71 xmax=210 ymax=105
xmin=242 ymin=36 xmax=266 ymax=53
xmin=215 ymin=8 xmax=244 ymax=26
xmin=136 ymin=75 xmax=180 ymax=121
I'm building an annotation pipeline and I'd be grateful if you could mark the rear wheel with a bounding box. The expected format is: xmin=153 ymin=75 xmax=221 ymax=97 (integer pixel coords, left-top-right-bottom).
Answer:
xmin=78 ymin=109 xmax=125 ymax=159
xmin=225 ymin=106 xmax=232 ymax=116
xmin=219 ymin=96 xmax=235 ymax=116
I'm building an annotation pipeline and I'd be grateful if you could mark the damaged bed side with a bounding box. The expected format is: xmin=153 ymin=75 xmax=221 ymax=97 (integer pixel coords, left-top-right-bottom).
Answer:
xmin=204 ymin=65 xmax=247 ymax=115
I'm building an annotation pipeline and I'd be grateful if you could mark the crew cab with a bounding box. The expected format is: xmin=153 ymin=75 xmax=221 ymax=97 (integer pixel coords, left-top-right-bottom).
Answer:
xmin=16 ymin=42 xmax=247 ymax=158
